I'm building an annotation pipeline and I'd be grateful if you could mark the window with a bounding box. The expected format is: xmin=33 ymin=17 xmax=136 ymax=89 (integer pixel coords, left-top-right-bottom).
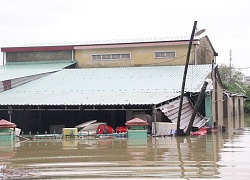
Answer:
xmin=92 ymin=55 xmax=101 ymax=60
xmin=154 ymin=51 xmax=176 ymax=58
xmin=92 ymin=53 xmax=131 ymax=61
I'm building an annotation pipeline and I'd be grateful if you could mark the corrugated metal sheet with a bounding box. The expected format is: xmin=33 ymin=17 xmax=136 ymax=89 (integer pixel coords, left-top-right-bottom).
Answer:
xmin=158 ymin=96 xmax=209 ymax=133
xmin=0 ymin=64 xmax=212 ymax=106
xmin=0 ymin=60 xmax=76 ymax=81
xmin=0 ymin=60 xmax=76 ymax=92
xmin=25 ymin=36 xmax=194 ymax=47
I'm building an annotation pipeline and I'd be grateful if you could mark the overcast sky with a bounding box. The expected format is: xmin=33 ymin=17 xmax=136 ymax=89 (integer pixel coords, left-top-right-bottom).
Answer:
xmin=1 ymin=0 xmax=250 ymax=75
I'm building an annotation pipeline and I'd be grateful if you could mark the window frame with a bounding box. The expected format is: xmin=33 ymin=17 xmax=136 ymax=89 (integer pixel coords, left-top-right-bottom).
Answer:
xmin=154 ymin=51 xmax=176 ymax=59
xmin=91 ymin=53 xmax=131 ymax=61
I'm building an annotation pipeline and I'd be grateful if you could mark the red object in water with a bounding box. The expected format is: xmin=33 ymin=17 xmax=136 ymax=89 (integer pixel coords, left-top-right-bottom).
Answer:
xmin=191 ymin=127 xmax=216 ymax=136
xmin=0 ymin=119 xmax=16 ymax=128
xmin=97 ymin=124 xmax=105 ymax=134
xmin=116 ymin=126 xmax=127 ymax=133
xmin=106 ymin=125 xmax=114 ymax=134
xmin=125 ymin=118 xmax=148 ymax=126
xmin=97 ymin=124 xmax=114 ymax=134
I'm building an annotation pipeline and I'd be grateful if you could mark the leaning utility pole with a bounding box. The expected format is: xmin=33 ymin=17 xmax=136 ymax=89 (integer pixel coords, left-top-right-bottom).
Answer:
xmin=176 ymin=21 xmax=198 ymax=136
xmin=186 ymin=80 xmax=208 ymax=136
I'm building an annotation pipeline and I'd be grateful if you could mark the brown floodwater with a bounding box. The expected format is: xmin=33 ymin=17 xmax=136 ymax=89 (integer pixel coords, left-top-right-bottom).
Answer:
xmin=1 ymin=115 xmax=250 ymax=179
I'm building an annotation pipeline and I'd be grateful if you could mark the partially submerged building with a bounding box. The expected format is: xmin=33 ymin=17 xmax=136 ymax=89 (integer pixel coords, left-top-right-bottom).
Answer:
xmin=0 ymin=36 xmax=244 ymax=134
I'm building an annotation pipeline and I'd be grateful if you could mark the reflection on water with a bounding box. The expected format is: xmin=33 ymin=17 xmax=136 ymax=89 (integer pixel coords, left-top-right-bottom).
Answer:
xmin=0 ymin=115 xmax=250 ymax=179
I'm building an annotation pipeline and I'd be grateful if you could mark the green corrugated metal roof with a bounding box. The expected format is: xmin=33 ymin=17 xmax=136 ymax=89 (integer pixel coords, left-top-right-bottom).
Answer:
xmin=0 ymin=64 xmax=213 ymax=106
xmin=0 ymin=60 xmax=76 ymax=81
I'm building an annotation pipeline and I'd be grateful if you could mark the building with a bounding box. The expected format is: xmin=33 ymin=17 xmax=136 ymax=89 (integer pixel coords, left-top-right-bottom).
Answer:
xmin=2 ymin=36 xmax=216 ymax=67
xmin=0 ymin=36 xmax=244 ymax=134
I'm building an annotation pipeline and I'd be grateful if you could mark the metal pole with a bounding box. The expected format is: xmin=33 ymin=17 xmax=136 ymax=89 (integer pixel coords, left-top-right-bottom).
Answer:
xmin=72 ymin=49 xmax=74 ymax=62
xmin=176 ymin=21 xmax=197 ymax=136
xmin=186 ymin=80 xmax=208 ymax=136
xmin=8 ymin=106 xmax=12 ymax=122
xmin=2 ymin=52 xmax=7 ymax=65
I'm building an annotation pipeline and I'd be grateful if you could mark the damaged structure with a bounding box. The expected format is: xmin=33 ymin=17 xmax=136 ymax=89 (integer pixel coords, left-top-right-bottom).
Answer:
xmin=0 ymin=36 xmax=245 ymax=134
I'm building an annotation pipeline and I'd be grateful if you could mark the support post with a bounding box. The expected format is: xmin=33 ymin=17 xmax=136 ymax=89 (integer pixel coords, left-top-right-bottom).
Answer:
xmin=186 ymin=80 xmax=208 ymax=136
xmin=152 ymin=105 xmax=157 ymax=135
xmin=8 ymin=105 xmax=12 ymax=122
xmin=176 ymin=21 xmax=197 ymax=136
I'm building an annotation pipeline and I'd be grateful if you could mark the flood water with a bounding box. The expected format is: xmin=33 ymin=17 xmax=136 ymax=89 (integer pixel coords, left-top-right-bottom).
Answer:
xmin=1 ymin=115 xmax=250 ymax=179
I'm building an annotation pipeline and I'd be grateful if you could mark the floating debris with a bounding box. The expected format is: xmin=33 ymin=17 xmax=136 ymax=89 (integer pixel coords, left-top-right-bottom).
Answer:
xmin=1 ymin=166 xmax=39 ymax=179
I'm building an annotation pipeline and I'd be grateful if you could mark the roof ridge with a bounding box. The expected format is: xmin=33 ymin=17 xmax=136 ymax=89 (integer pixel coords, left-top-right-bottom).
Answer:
xmin=23 ymin=36 xmax=200 ymax=47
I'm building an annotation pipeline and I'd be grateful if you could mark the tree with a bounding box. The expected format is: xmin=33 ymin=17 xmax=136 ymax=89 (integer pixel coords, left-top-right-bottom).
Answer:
xmin=218 ymin=63 xmax=245 ymax=92
xmin=219 ymin=63 xmax=250 ymax=113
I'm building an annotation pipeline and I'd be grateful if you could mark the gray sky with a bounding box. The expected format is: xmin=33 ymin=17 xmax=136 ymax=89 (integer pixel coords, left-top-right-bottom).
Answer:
xmin=1 ymin=0 xmax=250 ymax=75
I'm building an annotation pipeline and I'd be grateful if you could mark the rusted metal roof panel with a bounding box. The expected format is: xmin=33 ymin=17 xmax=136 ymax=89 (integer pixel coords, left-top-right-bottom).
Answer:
xmin=0 ymin=64 xmax=212 ymax=106
xmin=158 ymin=96 xmax=208 ymax=133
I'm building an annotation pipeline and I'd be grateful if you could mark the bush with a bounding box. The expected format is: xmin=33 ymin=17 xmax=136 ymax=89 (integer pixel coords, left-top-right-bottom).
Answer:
xmin=244 ymin=101 xmax=250 ymax=113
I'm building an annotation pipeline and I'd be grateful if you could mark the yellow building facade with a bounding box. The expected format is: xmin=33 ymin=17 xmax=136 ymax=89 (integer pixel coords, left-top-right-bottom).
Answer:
xmin=1 ymin=36 xmax=217 ymax=68
xmin=74 ymin=36 xmax=217 ymax=68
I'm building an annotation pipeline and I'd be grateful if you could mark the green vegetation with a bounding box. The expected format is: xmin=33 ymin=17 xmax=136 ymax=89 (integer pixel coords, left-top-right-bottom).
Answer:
xmin=218 ymin=63 xmax=250 ymax=113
